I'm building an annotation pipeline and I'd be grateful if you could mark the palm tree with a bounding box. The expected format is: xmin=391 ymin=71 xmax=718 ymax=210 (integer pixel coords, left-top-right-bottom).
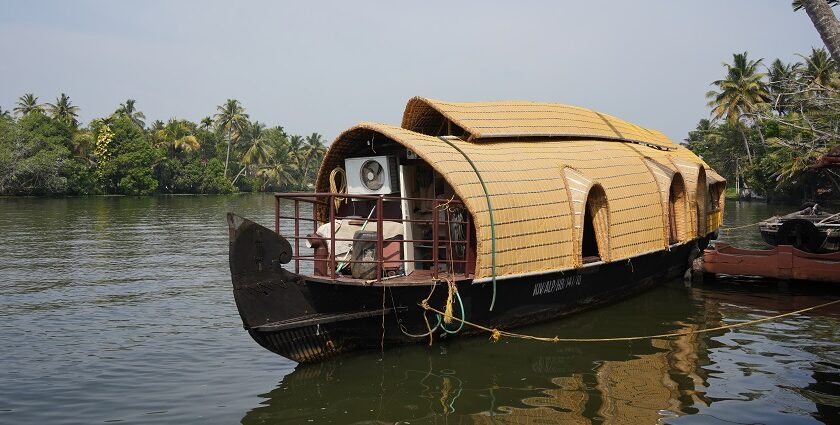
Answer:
xmin=199 ymin=116 xmax=213 ymax=130
xmin=795 ymin=1 xmax=840 ymax=64
xmin=14 ymin=93 xmax=43 ymax=116
xmin=286 ymin=134 xmax=306 ymax=187
xmin=799 ymin=47 xmax=836 ymax=88
xmin=707 ymin=52 xmax=771 ymax=164
xmin=300 ymin=132 xmax=327 ymax=184
xmin=115 ymin=99 xmax=146 ymax=128
xmin=150 ymin=120 xmax=165 ymax=133
xmin=233 ymin=121 xmax=276 ymax=184
xmin=153 ymin=119 xmax=200 ymax=155
xmin=767 ymin=59 xmax=800 ymax=114
xmin=213 ymin=99 xmax=249 ymax=179
xmin=46 ymin=93 xmax=80 ymax=128
xmin=0 ymin=106 xmax=10 ymax=119
xmin=257 ymin=161 xmax=296 ymax=190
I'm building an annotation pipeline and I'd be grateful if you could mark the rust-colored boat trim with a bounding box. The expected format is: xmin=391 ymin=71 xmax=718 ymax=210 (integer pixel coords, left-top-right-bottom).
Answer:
xmin=702 ymin=243 xmax=840 ymax=283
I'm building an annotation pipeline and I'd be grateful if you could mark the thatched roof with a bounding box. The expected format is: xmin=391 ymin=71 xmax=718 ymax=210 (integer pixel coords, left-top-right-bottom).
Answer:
xmin=316 ymin=100 xmax=721 ymax=280
xmin=402 ymin=97 xmax=676 ymax=149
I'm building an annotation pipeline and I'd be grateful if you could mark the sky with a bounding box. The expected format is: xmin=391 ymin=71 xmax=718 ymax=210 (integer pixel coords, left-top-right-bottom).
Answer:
xmin=0 ymin=1 xmax=829 ymax=144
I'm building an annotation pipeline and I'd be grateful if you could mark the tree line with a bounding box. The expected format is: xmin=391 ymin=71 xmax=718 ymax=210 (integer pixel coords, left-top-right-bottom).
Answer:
xmin=0 ymin=96 xmax=326 ymax=196
xmin=685 ymin=1 xmax=840 ymax=203
xmin=685 ymin=46 xmax=840 ymax=202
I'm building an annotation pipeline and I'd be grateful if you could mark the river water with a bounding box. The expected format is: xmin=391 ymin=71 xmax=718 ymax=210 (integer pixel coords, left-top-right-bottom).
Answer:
xmin=0 ymin=196 xmax=837 ymax=424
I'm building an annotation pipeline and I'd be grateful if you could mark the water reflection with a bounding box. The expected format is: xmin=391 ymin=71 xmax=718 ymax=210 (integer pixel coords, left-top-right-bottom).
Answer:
xmin=0 ymin=196 xmax=836 ymax=424
xmin=242 ymin=280 xmax=838 ymax=424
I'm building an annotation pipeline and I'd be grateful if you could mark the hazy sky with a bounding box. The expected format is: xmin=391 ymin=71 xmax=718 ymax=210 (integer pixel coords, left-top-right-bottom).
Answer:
xmin=0 ymin=1 xmax=828 ymax=143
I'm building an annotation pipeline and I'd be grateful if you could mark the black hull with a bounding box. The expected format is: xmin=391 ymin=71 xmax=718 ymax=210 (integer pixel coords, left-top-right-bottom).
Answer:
xmin=228 ymin=213 xmax=707 ymax=363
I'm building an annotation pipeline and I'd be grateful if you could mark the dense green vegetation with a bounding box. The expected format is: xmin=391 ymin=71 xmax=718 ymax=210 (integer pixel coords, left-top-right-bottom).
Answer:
xmin=686 ymin=47 xmax=840 ymax=203
xmin=0 ymin=97 xmax=325 ymax=196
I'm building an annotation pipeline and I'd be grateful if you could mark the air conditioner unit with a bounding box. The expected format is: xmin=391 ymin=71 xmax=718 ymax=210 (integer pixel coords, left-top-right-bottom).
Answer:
xmin=345 ymin=156 xmax=399 ymax=195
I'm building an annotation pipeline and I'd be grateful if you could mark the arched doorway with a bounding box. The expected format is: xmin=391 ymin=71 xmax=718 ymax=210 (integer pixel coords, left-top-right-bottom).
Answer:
xmin=668 ymin=174 xmax=688 ymax=244
xmin=695 ymin=169 xmax=708 ymax=238
xmin=582 ymin=185 xmax=609 ymax=263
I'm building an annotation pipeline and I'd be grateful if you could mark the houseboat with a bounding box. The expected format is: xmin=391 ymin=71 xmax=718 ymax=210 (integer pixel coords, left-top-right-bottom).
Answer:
xmin=227 ymin=97 xmax=727 ymax=362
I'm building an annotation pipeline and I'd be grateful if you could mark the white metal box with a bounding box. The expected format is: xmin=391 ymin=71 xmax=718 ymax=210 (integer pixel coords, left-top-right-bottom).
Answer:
xmin=345 ymin=156 xmax=399 ymax=195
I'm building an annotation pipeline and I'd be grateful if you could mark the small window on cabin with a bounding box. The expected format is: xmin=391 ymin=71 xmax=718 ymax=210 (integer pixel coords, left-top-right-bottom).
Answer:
xmin=707 ymin=184 xmax=720 ymax=212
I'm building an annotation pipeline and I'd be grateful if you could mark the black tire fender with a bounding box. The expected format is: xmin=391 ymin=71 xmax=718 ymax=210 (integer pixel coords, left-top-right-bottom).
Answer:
xmin=776 ymin=219 xmax=825 ymax=253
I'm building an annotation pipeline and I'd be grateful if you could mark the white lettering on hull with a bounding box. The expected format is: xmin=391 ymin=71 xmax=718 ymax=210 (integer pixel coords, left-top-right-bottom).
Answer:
xmin=532 ymin=275 xmax=582 ymax=296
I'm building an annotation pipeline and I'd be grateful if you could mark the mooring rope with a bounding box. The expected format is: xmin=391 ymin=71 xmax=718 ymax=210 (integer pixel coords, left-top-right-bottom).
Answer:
xmin=719 ymin=220 xmax=765 ymax=232
xmin=419 ymin=299 xmax=840 ymax=343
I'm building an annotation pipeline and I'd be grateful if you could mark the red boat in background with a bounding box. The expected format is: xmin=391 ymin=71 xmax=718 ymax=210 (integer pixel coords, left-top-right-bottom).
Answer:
xmin=701 ymin=242 xmax=840 ymax=283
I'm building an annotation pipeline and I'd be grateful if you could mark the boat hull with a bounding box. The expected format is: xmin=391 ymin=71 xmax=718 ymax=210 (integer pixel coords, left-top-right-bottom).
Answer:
xmin=701 ymin=242 xmax=840 ymax=283
xmin=229 ymin=214 xmax=707 ymax=363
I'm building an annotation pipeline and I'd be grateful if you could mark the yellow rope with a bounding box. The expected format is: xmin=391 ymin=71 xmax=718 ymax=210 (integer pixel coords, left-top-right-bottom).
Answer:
xmin=443 ymin=279 xmax=455 ymax=324
xmin=420 ymin=299 xmax=840 ymax=343
xmin=434 ymin=195 xmax=457 ymax=212
xmin=329 ymin=167 xmax=346 ymax=210
xmin=719 ymin=220 xmax=764 ymax=232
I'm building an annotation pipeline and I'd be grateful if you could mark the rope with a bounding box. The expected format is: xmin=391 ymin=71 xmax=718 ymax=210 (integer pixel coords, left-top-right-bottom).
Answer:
xmin=437 ymin=136 xmax=498 ymax=311
xmin=329 ymin=167 xmax=347 ymax=210
xmin=395 ymin=284 xmax=441 ymax=344
xmin=439 ymin=286 xmax=465 ymax=334
xmin=719 ymin=220 xmax=764 ymax=232
xmin=443 ymin=279 xmax=455 ymax=324
xmin=419 ymin=299 xmax=840 ymax=343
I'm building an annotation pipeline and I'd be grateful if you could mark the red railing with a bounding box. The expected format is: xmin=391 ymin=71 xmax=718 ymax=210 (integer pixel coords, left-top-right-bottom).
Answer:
xmin=274 ymin=192 xmax=471 ymax=282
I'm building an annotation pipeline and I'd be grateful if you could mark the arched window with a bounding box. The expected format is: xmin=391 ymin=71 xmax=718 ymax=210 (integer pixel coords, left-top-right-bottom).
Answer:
xmin=695 ymin=169 xmax=708 ymax=237
xmin=668 ymin=174 xmax=688 ymax=244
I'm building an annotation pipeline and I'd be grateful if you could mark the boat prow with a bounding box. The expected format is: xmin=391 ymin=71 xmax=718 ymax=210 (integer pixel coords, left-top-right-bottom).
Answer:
xmin=228 ymin=213 xmax=332 ymax=360
xmin=227 ymin=213 xmax=407 ymax=362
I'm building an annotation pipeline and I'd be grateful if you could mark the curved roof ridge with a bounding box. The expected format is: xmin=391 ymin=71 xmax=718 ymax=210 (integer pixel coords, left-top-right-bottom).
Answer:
xmin=401 ymin=96 xmax=676 ymax=149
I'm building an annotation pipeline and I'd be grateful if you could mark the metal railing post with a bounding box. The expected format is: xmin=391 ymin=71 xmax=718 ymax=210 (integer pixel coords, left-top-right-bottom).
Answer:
xmin=294 ymin=199 xmax=300 ymax=274
xmin=329 ymin=195 xmax=336 ymax=279
xmin=433 ymin=199 xmax=439 ymax=279
xmin=376 ymin=196 xmax=384 ymax=283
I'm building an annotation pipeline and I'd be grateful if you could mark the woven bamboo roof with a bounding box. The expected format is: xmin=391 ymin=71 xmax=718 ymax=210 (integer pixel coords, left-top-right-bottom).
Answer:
xmin=315 ymin=117 xmax=721 ymax=280
xmin=402 ymin=97 xmax=676 ymax=149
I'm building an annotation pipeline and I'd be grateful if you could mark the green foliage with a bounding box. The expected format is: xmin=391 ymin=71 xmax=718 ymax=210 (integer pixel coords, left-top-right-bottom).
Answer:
xmin=689 ymin=49 xmax=840 ymax=203
xmin=101 ymin=116 xmax=158 ymax=195
xmin=199 ymin=159 xmax=236 ymax=194
xmin=63 ymin=158 xmax=98 ymax=195
xmin=45 ymin=93 xmax=80 ymax=128
xmin=1 ymin=95 xmax=325 ymax=197
xmin=118 ymin=166 xmax=158 ymax=195
xmin=14 ymin=93 xmax=43 ymax=116
xmin=0 ymin=113 xmax=73 ymax=195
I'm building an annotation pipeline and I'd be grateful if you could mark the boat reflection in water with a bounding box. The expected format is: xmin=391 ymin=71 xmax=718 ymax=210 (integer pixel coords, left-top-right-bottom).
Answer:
xmin=240 ymin=280 xmax=839 ymax=425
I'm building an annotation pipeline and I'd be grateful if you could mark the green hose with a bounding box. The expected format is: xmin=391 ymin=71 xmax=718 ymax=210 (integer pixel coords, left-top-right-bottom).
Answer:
xmin=439 ymin=290 xmax=466 ymax=334
xmin=437 ymin=137 xmax=498 ymax=311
